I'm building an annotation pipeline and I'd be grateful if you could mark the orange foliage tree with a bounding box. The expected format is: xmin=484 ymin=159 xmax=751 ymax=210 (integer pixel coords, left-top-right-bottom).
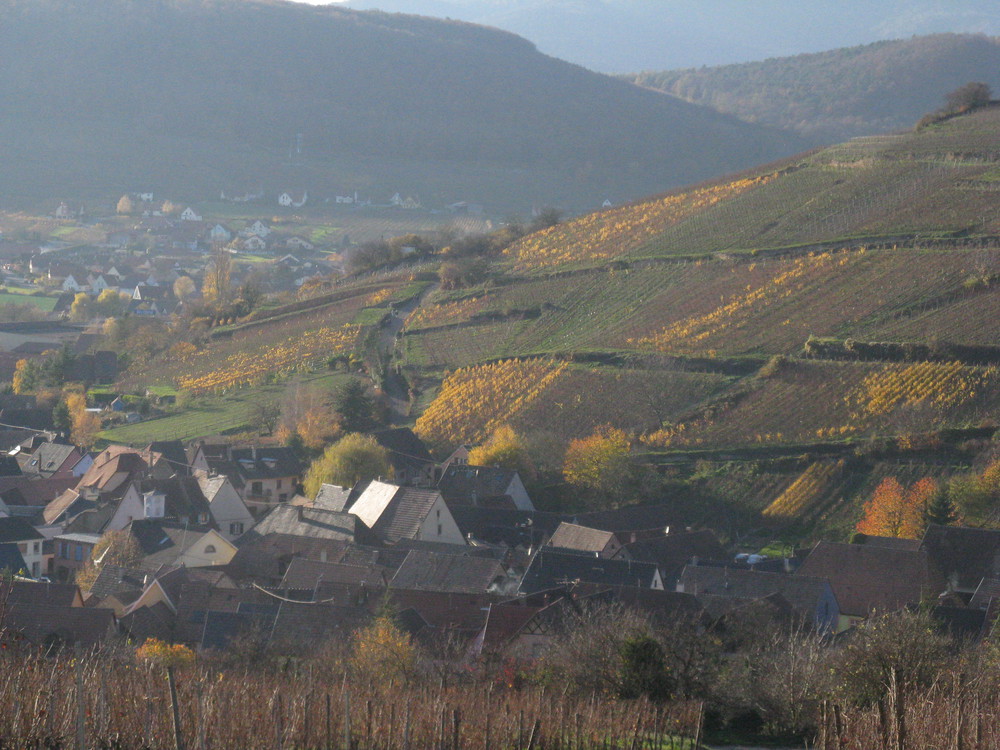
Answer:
xmin=857 ymin=477 xmax=938 ymax=539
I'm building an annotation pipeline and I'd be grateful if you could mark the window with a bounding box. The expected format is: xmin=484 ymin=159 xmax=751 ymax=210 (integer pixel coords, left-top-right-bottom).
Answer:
xmin=251 ymin=481 xmax=263 ymax=495
xmin=277 ymin=479 xmax=283 ymax=489
xmin=229 ymin=522 xmax=244 ymax=536
xmin=278 ymin=493 xmax=288 ymax=503
xmin=74 ymin=546 xmax=83 ymax=562
xmin=204 ymin=545 xmax=216 ymax=554
xmin=437 ymin=524 xmax=442 ymax=536
xmin=60 ymin=542 xmax=68 ymax=559
xmin=33 ymin=541 xmax=40 ymax=555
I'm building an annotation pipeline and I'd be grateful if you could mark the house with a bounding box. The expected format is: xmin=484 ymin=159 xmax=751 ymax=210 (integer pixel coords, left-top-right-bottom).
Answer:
xmin=242 ymin=503 xmax=375 ymax=547
xmin=436 ymin=445 xmax=472 ymax=480
xmin=243 ymin=235 xmax=268 ymax=253
xmin=61 ymin=274 xmax=86 ymax=293
xmin=137 ymin=477 xmax=215 ymax=527
xmin=390 ymin=548 xmax=516 ymax=596
xmin=125 ymin=519 xmax=237 ymax=570
xmin=438 ymin=464 xmax=534 ymax=511
xmin=547 ymin=522 xmax=626 ymax=558
xmin=198 ymin=445 xmax=304 ymax=513
xmin=277 ymin=191 xmax=307 ymax=208
xmin=796 ymin=541 xmax=946 ymax=630
xmin=0 ymin=516 xmax=45 ymax=578
xmin=520 ymin=548 xmax=663 ymax=594
xmin=17 ymin=441 xmax=82 ymax=479
xmin=1 ymin=600 xmax=117 ymax=650
xmin=347 ymin=480 xmax=466 ymax=546
xmin=180 ymin=207 xmax=202 ymax=222
xmin=371 ymin=428 xmax=436 ymax=487
xmin=283 ymin=236 xmax=315 ymax=251
xmin=0 ymin=543 xmax=28 ymax=575
xmin=624 ymin=529 xmax=729 ymax=589
xmin=245 ymin=220 xmax=271 ymax=238
xmin=677 ymin=565 xmax=840 ymax=634
xmin=208 ymin=224 xmax=232 ymax=243
xmin=52 ymin=532 xmax=102 ymax=582
xmin=920 ymin=525 xmax=1000 ymax=601
xmin=197 ymin=474 xmax=254 ymax=541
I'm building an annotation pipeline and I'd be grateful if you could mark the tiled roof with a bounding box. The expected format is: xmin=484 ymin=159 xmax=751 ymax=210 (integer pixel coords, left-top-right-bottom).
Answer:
xmin=280 ymin=557 xmax=389 ymax=590
xmin=1 ymin=604 xmax=116 ymax=648
xmin=678 ymin=566 xmax=834 ymax=622
xmin=390 ymin=549 xmax=507 ymax=595
xmin=438 ymin=464 xmax=517 ymax=506
xmin=1 ymin=579 xmax=81 ymax=607
xmin=138 ymin=477 xmax=212 ymax=523
xmin=520 ymin=549 xmax=660 ymax=594
xmin=921 ymin=525 xmax=1000 ymax=592
xmin=0 ymin=516 xmax=43 ymax=543
xmin=625 ymin=530 xmax=728 ymax=586
xmin=0 ymin=476 xmax=78 ymax=508
xmin=249 ymin=504 xmax=369 ymax=543
xmin=547 ymin=522 xmax=616 ymax=554
xmin=797 ymin=541 xmax=945 ymax=617
xmin=349 ymin=481 xmax=443 ymax=544
xmin=89 ymin=564 xmax=148 ymax=600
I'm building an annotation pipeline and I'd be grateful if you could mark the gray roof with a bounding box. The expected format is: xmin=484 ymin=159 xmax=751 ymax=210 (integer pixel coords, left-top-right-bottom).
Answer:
xmin=0 ymin=516 xmax=43 ymax=543
xmin=548 ymin=522 xmax=616 ymax=553
xmin=314 ymin=484 xmax=353 ymax=512
xmin=438 ymin=464 xmax=519 ymax=506
xmin=520 ymin=549 xmax=660 ymax=594
xmin=89 ymin=564 xmax=148 ymax=600
xmin=390 ymin=549 xmax=507 ymax=595
xmin=349 ymin=481 xmax=444 ymax=544
xmin=678 ymin=566 xmax=835 ymax=621
xmin=250 ymin=504 xmax=369 ymax=543
xmin=280 ymin=557 xmax=388 ymax=591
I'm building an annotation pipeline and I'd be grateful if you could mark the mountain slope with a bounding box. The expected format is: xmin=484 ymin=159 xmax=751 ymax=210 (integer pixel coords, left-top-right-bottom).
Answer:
xmin=342 ymin=0 xmax=1000 ymax=73
xmin=627 ymin=33 xmax=1000 ymax=142
xmin=0 ymin=0 xmax=804 ymax=212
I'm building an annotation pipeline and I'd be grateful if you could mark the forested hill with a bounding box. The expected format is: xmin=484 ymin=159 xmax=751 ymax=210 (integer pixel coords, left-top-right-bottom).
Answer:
xmin=0 ymin=0 xmax=804 ymax=212
xmin=627 ymin=34 xmax=1000 ymax=143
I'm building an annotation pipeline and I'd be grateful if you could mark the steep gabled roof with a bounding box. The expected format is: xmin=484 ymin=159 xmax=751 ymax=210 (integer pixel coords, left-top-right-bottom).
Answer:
xmin=348 ymin=480 xmax=444 ymax=544
xmin=625 ymin=530 xmax=728 ymax=586
xmin=138 ymin=477 xmax=213 ymax=523
xmin=0 ymin=516 xmax=43 ymax=543
xmin=248 ymin=504 xmax=371 ymax=544
xmin=438 ymin=464 xmax=520 ymax=507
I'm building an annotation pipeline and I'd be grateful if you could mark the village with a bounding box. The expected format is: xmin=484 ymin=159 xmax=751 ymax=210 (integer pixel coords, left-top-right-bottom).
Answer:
xmin=0 ymin=419 xmax=993 ymax=659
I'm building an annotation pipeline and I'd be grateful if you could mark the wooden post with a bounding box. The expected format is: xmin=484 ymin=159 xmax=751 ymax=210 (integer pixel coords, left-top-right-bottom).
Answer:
xmin=484 ymin=707 xmax=491 ymax=750
xmin=692 ymin=701 xmax=704 ymax=750
xmin=343 ymin=692 xmax=352 ymax=750
xmin=525 ymin=718 xmax=541 ymax=750
xmin=326 ymin=693 xmax=332 ymax=750
xmin=403 ymin=701 xmax=411 ymax=750
xmin=75 ymin=652 xmax=86 ymax=750
xmin=274 ymin=691 xmax=285 ymax=750
xmin=167 ymin=666 xmax=185 ymax=750
xmin=452 ymin=707 xmax=461 ymax=750
xmin=891 ymin=668 xmax=905 ymax=750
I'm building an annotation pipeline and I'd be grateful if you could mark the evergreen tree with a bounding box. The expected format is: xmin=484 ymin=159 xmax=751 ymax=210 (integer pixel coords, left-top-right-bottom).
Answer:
xmin=333 ymin=378 xmax=375 ymax=433
xmin=924 ymin=484 xmax=959 ymax=528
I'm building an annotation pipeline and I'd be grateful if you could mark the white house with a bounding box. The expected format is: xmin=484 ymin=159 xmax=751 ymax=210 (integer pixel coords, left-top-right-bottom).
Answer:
xmin=197 ymin=474 xmax=254 ymax=542
xmin=0 ymin=517 xmax=46 ymax=578
xmin=348 ymin=480 xmax=466 ymax=546
xmin=209 ymin=224 xmax=232 ymax=243
xmin=278 ymin=191 xmax=308 ymax=208
xmin=243 ymin=235 xmax=268 ymax=252
xmin=180 ymin=207 xmax=202 ymax=222
xmin=245 ymin=220 xmax=271 ymax=238
xmin=61 ymin=274 xmax=86 ymax=293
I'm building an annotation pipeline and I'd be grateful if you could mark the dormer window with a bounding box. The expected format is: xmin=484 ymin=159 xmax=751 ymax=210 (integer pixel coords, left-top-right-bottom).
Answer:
xmin=204 ymin=545 xmax=216 ymax=554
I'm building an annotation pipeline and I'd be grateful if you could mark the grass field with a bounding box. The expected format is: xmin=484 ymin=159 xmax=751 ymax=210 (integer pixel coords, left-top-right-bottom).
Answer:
xmin=0 ymin=291 xmax=59 ymax=310
xmin=100 ymin=370 xmax=352 ymax=444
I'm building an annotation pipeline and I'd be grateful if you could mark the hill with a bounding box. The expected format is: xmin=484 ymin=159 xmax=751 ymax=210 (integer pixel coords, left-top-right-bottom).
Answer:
xmin=0 ymin=0 xmax=804 ymax=213
xmin=341 ymin=1 xmax=1000 ymax=74
xmin=627 ymin=33 xmax=1000 ymax=142
xmin=108 ymin=104 xmax=1000 ymax=540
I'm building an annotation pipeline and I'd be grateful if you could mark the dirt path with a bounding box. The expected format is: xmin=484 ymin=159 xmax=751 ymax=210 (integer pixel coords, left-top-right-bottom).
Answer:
xmin=380 ymin=282 xmax=438 ymax=424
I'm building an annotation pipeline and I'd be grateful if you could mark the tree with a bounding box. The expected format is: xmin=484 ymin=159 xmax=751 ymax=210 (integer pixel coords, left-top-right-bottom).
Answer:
xmin=65 ymin=390 xmax=101 ymax=449
xmin=52 ymin=399 xmax=71 ymax=433
xmin=202 ymin=247 xmax=233 ymax=306
xmin=946 ymin=82 xmax=992 ymax=113
xmin=94 ymin=288 xmax=128 ymax=318
xmin=173 ymin=275 xmax=197 ymax=301
xmin=160 ymin=200 xmax=179 ymax=215
xmin=923 ymin=484 xmax=959 ymax=528
xmin=69 ymin=292 xmax=92 ymax=322
xmin=563 ymin=425 xmax=633 ymax=506
xmin=116 ymin=194 xmax=133 ymax=215
xmin=74 ymin=528 xmax=143 ymax=590
xmin=333 ymin=378 xmax=375 ymax=433
xmin=468 ymin=424 xmax=536 ymax=482
xmin=350 ymin=614 xmax=418 ymax=686
xmin=248 ymin=398 xmax=281 ymax=435
xmin=856 ymin=477 xmax=936 ymax=539
xmin=303 ymin=433 xmax=389 ymax=497
xmin=12 ymin=359 xmax=39 ymax=394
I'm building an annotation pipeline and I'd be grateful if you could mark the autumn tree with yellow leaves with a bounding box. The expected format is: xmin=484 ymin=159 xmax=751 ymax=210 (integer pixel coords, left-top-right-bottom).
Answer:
xmin=468 ymin=424 xmax=537 ymax=482
xmin=563 ymin=425 xmax=634 ymax=507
